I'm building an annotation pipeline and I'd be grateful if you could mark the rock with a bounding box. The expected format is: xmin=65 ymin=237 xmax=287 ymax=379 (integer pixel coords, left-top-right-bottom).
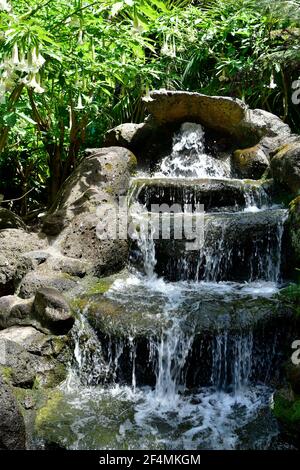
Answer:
xmin=32 ymin=288 xmax=74 ymax=335
xmin=104 ymin=120 xmax=173 ymax=170
xmin=0 ymin=326 xmax=69 ymax=389
xmin=133 ymin=176 xmax=273 ymax=212
xmin=0 ymin=373 xmax=26 ymax=449
xmin=19 ymin=271 xmax=79 ymax=299
xmin=143 ymin=90 xmax=247 ymax=135
xmin=104 ymin=91 xmax=294 ymax=171
xmin=271 ymin=142 xmax=300 ymax=194
xmin=0 ymin=295 xmax=33 ymax=329
xmin=0 ymin=339 xmax=36 ymax=387
xmin=233 ymin=145 xmax=270 ymax=179
xmin=239 ymin=108 xmax=292 ymax=151
xmin=0 ymin=208 xmax=26 ymax=230
xmin=105 ymin=122 xmax=146 ymax=149
xmin=143 ymin=91 xmax=292 ymax=151
xmin=0 ymin=229 xmax=48 ymax=296
xmin=42 ymin=147 xmax=137 ymax=277
xmin=273 ymin=389 xmax=300 ymax=447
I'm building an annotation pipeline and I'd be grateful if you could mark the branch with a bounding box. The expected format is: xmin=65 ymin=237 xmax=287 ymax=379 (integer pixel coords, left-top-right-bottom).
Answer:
xmin=1 ymin=188 xmax=34 ymax=204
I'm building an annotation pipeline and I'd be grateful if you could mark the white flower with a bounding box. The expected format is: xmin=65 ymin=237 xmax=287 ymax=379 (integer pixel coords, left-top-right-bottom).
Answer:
xmin=268 ymin=74 xmax=277 ymax=89
xmin=27 ymin=73 xmax=44 ymax=93
xmin=16 ymin=52 xmax=29 ymax=73
xmin=27 ymin=50 xmax=40 ymax=74
xmin=12 ymin=44 xmax=19 ymax=65
xmin=75 ymin=94 xmax=84 ymax=110
xmin=0 ymin=0 xmax=11 ymax=12
xmin=36 ymin=52 xmax=45 ymax=67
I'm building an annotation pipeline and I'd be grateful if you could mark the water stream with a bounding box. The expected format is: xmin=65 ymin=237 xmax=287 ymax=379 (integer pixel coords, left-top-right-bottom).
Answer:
xmin=38 ymin=122 xmax=294 ymax=450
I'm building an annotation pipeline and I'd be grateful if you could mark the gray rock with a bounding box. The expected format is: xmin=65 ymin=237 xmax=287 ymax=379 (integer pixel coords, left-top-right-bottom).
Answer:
xmin=0 ymin=229 xmax=48 ymax=296
xmin=42 ymin=147 xmax=137 ymax=276
xmin=232 ymin=145 xmax=270 ymax=179
xmin=104 ymin=120 xmax=172 ymax=170
xmin=143 ymin=90 xmax=247 ymax=135
xmin=0 ymin=339 xmax=36 ymax=387
xmin=33 ymin=288 xmax=74 ymax=335
xmin=271 ymin=142 xmax=300 ymax=194
xmin=0 ymin=373 xmax=26 ymax=449
xmin=0 ymin=295 xmax=33 ymax=329
xmin=0 ymin=208 xmax=26 ymax=230
xmin=19 ymin=271 xmax=79 ymax=299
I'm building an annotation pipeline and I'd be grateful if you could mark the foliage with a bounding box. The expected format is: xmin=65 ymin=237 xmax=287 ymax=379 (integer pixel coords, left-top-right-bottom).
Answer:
xmin=0 ymin=0 xmax=300 ymax=214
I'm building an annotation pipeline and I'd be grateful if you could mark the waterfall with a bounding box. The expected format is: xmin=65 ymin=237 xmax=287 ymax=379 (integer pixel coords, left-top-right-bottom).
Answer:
xmin=130 ymin=203 xmax=157 ymax=279
xmin=48 ymin=122 xmax=293 ymax=451
xmin=156 ymin=123 xmax=231 ymax=178
xmin=211 ymin=332 xmax=253 ymax=393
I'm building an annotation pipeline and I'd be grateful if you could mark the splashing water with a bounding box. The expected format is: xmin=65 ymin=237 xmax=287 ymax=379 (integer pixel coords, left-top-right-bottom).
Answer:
xmin=156 ymin=123 xmax=231 ymax=178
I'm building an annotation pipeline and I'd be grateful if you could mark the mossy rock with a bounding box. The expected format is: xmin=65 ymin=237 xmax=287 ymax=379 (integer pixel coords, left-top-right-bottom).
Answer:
xmin=233 ymin=145 xmax=269 ymax=179
xmin=34 ymin=387 xmax=162 ymax=449
xmin=273 ymin=390 xmax=300 ymax=445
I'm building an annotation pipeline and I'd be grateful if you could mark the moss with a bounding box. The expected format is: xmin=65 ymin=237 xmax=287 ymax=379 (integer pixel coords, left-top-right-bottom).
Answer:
xmin=273 ymin=393 xmax=300 ymax=424
xmin=86 ymin=277 xmax=114 ymax=295
xmin=104 ymin=162 xmax=113 ymax=171
xmin=128 ymin=153 xmax=138 ymax=174
xmin=278 ymin=284 xmax=300 ymax=317
xmin=0 ymin=366 xmax=13 ymax=382
xmin=35 ymin=390 xmax=64 ymax=432
xmin=41 ymin=362 xmax=67 ymax=389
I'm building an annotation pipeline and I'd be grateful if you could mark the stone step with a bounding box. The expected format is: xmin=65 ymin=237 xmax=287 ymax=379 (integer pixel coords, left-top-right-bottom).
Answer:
xmin=130 ymin=209 xmax=289 ymax=282
xmin=130 ymin=177 xmax=273 ymax=212
xmin=75 ymin=276 xmax=295 ymax=388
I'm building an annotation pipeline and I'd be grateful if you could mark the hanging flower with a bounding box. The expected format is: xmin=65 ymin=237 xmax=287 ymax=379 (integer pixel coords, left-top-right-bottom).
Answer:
xmin=27 ymin=73 xmax=45 ymax=93
xmin=78 ymin=30 xmax=83 ymax=45
xmin=268 ymin=74 xmax=277 ymax=89
xmin=16 ymin=52 xmax=29 ymax=73
xmin=0 ymin=0 xmax=11 ymax=12
xmin=11 ymin=44 xmax=19 ymax=65
xmin=75 ymin=94 xmax=84 ymax=110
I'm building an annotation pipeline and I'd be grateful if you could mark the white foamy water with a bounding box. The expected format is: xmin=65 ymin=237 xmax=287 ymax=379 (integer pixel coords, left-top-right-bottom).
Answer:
xmin=155 ymin=123 xmax=231 ymax=178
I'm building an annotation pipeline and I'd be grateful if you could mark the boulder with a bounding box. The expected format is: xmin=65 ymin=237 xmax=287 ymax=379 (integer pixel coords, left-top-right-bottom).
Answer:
xmin=0 ymin=373 xmax=26 ymax=449
xmin=42 ymin=147 xmax=137 ymax=277
xmin=142 ymin=90 xmax=292 ymax=151
xmin=271 ymin=142 xmax=300 ymax=194
xmin=143 ymin=90 xmax=247 ymax=135
xmin=0 ymin=295 xmax=33 ymax=329
xmin=0 ymin=229 xmax=48 ymax=296
xmin=233 ymin=145 xmax=270 ymax=179
xmin=106 ymin=91 xmax=294 ymax=172
xmin=104 ymin=119 xmax=174 ymax=170
xmin=0 ymin=326 xmax=69 ymax=390
xmin=0 ymin=208 xmax=26 ymax=230
xmin=32 ymin=288 xmax=74 ymax=335
xmin=19 ymin=271 xmax=79 ymax=299
xmin=0 ymin=339 xmax=36 ymax=387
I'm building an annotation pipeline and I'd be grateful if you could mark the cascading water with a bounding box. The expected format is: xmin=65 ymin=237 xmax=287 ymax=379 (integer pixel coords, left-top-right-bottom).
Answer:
xmin=156 ymin=122 xmax=231 ymax=178
xmin=40 ymin=122 xmax=295 ymax=450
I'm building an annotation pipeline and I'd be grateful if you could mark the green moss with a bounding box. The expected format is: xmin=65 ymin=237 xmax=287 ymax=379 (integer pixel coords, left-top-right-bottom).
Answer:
xmin=86 ymin=277 xmax=114 ymax=295
xmin=0 ymin=366 xmax=13 ymax=382
xmin=279 ymin=284 xmax=300 ymax=317
xmin=128 ymin=153 xmax=137 ymax=174
xmin=274 ymin=393 xmax=300 ymax=424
